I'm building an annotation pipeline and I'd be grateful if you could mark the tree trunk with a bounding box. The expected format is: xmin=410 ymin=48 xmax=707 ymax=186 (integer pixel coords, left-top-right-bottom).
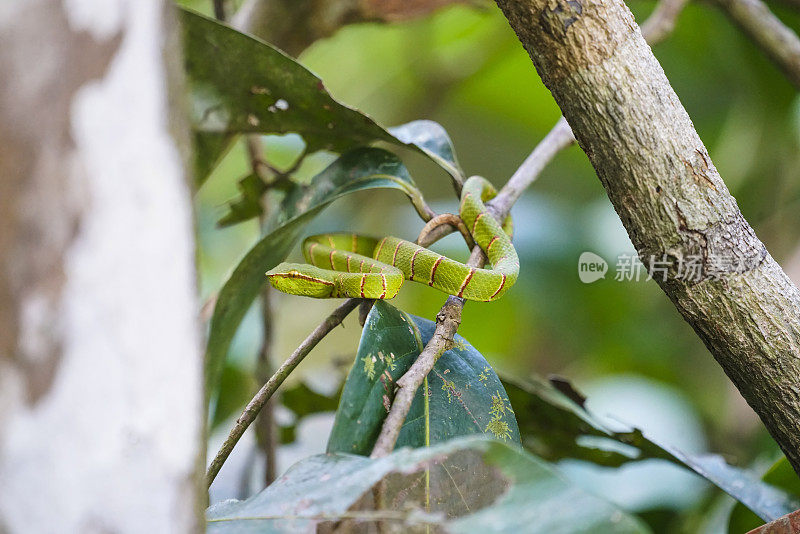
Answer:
xmin=0 ymin=1 xmax=203 ymax=532
xmin=494 ymin=0 xmax=800 ymax=473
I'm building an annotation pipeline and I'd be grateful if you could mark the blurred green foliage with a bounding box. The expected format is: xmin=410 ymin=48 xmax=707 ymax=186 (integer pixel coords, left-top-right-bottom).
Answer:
xmin=183 ymin=0 xmax=800 ymax=531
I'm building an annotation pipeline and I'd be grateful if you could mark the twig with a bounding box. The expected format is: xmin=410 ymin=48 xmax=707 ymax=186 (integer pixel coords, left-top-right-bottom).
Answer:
xmin=417 ymin=213 xmax=476 ymax=250
xmin=489 ymin=117 xmax=575 ymax=217
xmin=369 ymin=0 xmax=690 ymax=459
xmin=213 ymin=0 xmax=226 ymax=21
xmin=370 ymin=296 xmax=465 ymax=457
xmin=249 ymin=135 xmax=281 ymax=487
xmin=640 ymin=0 xmax=690 ymax=44
xmin=711 ymin=0 xmax=800 ymax=89
xmin=206 ymin=298 xmax=360 ymax=487
xmin=255 ymin=282 xmax=278 ymax=486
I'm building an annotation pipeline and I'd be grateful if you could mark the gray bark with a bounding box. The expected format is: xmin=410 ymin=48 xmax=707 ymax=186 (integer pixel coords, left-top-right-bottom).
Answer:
xmin=494 ymin=0 xmax=800 ymax=473
xmin=0 ymin=1 xmax=203 ymax=532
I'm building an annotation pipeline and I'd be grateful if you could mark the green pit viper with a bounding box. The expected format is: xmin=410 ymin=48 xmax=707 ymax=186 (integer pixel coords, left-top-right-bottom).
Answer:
xmin=266 ymin=176 xmax=519 ymax=301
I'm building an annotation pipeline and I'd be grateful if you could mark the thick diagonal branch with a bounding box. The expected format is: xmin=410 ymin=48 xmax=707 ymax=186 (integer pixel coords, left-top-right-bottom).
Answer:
xmin=494 ymin=0 xmax=800 ymax=474
xmin=370 ymin=0 xmax=690 ymax=458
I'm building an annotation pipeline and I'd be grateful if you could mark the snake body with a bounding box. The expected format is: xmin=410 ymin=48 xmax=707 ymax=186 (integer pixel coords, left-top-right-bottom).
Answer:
xmin=266 ymin=176 xmax=519 ymax=302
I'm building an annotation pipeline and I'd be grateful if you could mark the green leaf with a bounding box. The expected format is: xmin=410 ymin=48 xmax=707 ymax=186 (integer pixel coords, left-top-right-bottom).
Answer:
xmin=211 ymin=362 xmax=257 ymax=430
xmin=180 ymin=8 xmax=464 ymax=185
xmin=327 ymin=301 xmax=521 ymax=455
xmin=193 ymin=132 xmax=235 ymax=186
xmin=205 ymin=148 xmax=423 ymax=404
xmin=207 ymin=436 xmax=651 ymax=533
xmin=217 ymin=173 xmax=269 ymax=227
xmin=389 ymin=119 xmax=464 ymax=187
xmin=727 ymin=456 xmax=800 ymax=533
xmin=504 ymin=375 xmax=800 ymax=522
xmin=278 ymin=382 xmax=342 ymax=444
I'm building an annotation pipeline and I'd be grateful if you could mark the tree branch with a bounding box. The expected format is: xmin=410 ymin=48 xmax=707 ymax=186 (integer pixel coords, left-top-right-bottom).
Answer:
xmin=710 ymin=0 xmax=800 ymax=89
xmin=213 ymin=0 xmax=226 ymax=21
xmin=640 ymin=0 xmax=690 ymax=44
xmin=494 ymin=0 xmax=800 ymax=474
xmin=708 ymin=0 xmax=800 ymax=103
xmin=371 ymin=296 xmax=465 ymax=457
xmin=206 ymin=298 xmax=360 ymax=487
xmin=489 ymin=116 xmax=574 ymax=216
xmin=255 ymin=259 xmax=278 ymax=486
xmin=369 ymin=0 xmax=689 ymax=458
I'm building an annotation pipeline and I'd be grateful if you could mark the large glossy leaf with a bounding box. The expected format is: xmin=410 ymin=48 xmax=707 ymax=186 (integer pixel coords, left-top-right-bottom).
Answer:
xmin=205 ymin=149 xmax=423 ymax=402
xmin=328 ymin=301 xmax=520 ymax=455
xmin=504 ymin=375 xmax=800 ymax=522
xmin=180 ymin=9 xmax=464 ymax=185
xmin=207 ymin=436 xmax=651 ymax=533
xmin=388 ymin=120 xmax=463 ymax=188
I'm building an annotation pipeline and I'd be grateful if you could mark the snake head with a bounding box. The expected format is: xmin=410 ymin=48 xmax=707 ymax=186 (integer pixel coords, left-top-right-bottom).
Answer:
xmin=266 ymin=263 xmax=337 ymax=298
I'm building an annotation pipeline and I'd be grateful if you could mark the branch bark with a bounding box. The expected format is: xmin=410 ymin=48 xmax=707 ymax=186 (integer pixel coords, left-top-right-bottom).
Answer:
xmin=0 ymin=0 xmax=203 ymax=530
xmin=711 ymin=0 xmax=800 ymax=89
xmin=494 ymin=0 xmax=800 ymax=474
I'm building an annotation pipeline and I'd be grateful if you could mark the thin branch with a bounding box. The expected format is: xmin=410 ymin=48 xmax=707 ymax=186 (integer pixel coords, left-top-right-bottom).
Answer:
xmin=640 ymin=0 xmax=690 ymax=44
xmin=489 ymin=117 xmax=575 ymax=217
xmin=213 ymin=0 xmax=226 ymax=21
xmin=206 ymin=298 xmax=360 ymax=487
xmin=255 ymin=278 xmax=278 ymax=486
xmin=485 ymin=0 xmax=687 ymax=217
xmin=711 ymin=0 xmax=800 ymax=89
xmin=370 ymin=0 xmax=690 ymax=459
xmin=370 ymin=296 xmax=466 ymax=458
xmin=417 ymin=213 xmax=476 ymax=250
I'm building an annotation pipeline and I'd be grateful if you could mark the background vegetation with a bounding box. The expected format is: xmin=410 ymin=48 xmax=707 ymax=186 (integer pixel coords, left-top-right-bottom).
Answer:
xmin=181 ymin=1 xmax=800 ymax=530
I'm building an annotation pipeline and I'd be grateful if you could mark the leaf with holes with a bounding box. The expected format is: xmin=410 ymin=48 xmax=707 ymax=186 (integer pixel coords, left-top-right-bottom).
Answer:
xmin=180 ymin=9 xmax=464 ymax=186
xmin=207 ymin=436 xmax=650 ymax=533
xmin=327 ymin=301 xmax=520 ymax=455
